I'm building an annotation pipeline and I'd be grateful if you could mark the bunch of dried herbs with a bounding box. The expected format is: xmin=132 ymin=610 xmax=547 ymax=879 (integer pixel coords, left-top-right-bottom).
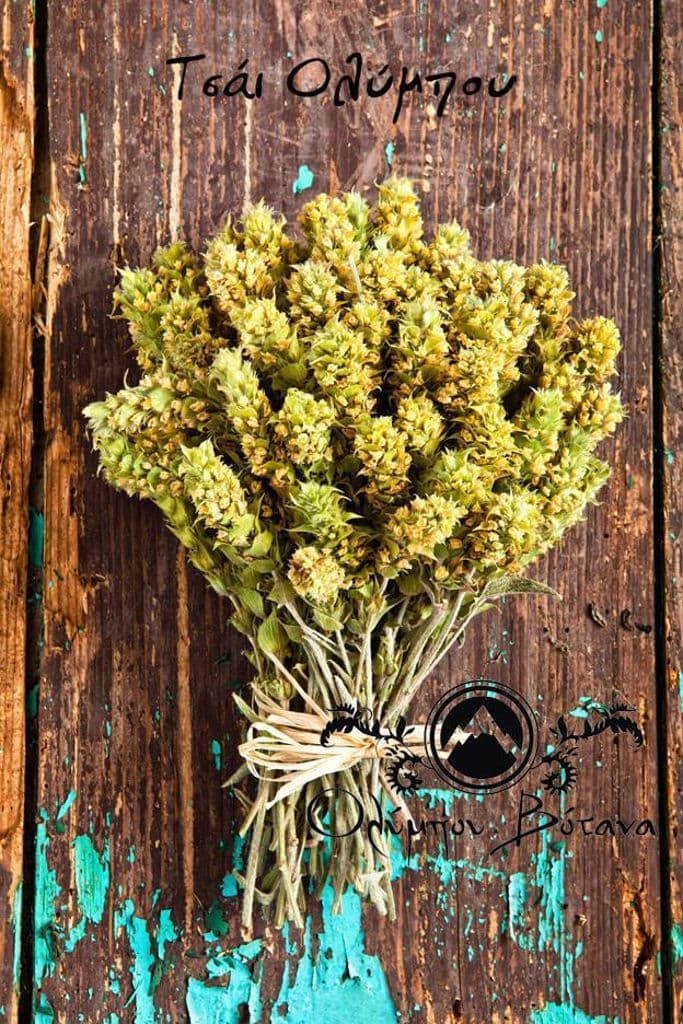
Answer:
xmin=84 ymin=178 xmax=623 ymax=932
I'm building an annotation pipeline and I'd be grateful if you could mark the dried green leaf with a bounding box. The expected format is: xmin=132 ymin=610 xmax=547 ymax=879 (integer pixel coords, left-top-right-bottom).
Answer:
xmin=235 ymin=587 xmax=266 ymax=618
xmin=257 ymin=611 xmax=288 ymax=656
xmin=483 ymin=575 xmax=561 ymax=599
xmin=312 ymin=608 xmax=344 ymax=632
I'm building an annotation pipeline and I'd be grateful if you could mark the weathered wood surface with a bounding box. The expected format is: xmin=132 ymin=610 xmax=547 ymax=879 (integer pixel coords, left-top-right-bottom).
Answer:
xmin=0 ymin=1 xmax=35 ymax=1020
xmin=2 ymin=0 xmax=677 ymax=1021
xmin=659 ymin=0 xmax=683 ymax=1019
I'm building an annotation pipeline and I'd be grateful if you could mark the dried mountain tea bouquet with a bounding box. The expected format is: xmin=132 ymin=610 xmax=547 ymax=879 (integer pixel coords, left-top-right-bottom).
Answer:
xmin=84 ymin=178 xmax=623 ymax=932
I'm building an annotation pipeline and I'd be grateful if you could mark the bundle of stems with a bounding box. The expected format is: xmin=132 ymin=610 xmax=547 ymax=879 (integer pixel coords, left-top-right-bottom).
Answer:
xmin=228 ymin=582 xmax=494 ymax=932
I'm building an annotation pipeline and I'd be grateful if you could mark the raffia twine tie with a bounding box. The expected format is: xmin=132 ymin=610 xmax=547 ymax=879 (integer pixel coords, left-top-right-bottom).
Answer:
xmin=237 ymin=686 xmax=426 ymax=809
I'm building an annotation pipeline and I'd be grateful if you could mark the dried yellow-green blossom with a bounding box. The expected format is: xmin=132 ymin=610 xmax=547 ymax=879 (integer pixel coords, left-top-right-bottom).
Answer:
xmin=390 ymin=294 xmax=449 ymax=394
xmin=84 ymin=177 xmax=624 ymax=929
xmin=288 ymin=546 xmax=346 ymax=606
xmin=285 ymin=259 xmax=343 ymax=326
xmin=229 ymin=297 xmax=300 ymax=377
xmin=179 ymin=440 xmax=251 ymax=544
xmin=342 ymin=300 xmax=392 ymax=353
xmin=272 ymin=389 xmax=335 ymax=470
xmin=288 ymin=481 xmax=364 ymax=569
xmin=379 ymin=494 xmax=462 ymax=572
xmin=209 ymin=347 xmax=274 ymax=476
xmin=424 ymin=221 xmax=471 ymax=278
xmin=309 ymin=318 xmax=379 ymax=420
xmin=376 ymin=176 xmax=424 ymax=253
xmin=299 ymin=192 xmax=369 ymax=288
xmin=353 ymin=414 xmax=412 ymax=506
xmin=524 ymin=262 xmax=575 ymax=334
xmin=395 ymin=394 xmax=444 ymax=461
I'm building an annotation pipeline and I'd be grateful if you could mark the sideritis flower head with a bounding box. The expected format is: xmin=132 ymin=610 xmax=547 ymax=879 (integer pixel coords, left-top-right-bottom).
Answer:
xmin=288 ymin=546 xmax=346 ymax=606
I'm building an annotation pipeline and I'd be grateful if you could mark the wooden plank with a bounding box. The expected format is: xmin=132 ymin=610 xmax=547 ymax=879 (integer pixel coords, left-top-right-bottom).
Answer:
xmin=34 ymin=1 xmax=661 ymax=1021
xmin=658 ymin=0 xmax=683 ymax=1018
xmin=0 ymin=2 xmax=34 ymax=1021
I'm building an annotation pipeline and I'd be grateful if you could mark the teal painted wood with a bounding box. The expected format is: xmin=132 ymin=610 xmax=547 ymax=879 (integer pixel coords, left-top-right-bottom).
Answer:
xmin=28 ymin=1 xmax=663 ymax=1021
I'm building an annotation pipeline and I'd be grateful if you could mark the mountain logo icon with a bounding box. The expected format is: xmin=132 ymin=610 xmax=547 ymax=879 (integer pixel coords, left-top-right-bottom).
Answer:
xmin=426 ymin=681 xmax=537 ymax=793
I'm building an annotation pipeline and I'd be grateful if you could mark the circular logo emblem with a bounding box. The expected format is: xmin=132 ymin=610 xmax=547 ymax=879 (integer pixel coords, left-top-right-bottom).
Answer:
xmin=425 ymin=680 xmax=538 ymax=793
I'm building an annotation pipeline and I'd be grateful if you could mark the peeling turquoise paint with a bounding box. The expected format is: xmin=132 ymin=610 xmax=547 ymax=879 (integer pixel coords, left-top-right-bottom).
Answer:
xmin=389 ymin=785 xmax=608 ymax=1019
xmin=596 ymin=0 xmax=608 ymax=6
xmin=34 ymin=820 xmax=60 ymax=986
xmin=221 ymin=873 xmax=239 ymax=898
xmin=221 ymin=833 xmax=245 ymax=896
xmin=503 ymin=796 xmax=607 ymax=1021
xmin=428 ymin=849 xmax=505 ymax=889
xmin=186 ymin=933 xmax=263 ymax=1022
xmin=273 ymin=884 xmax=396 ymax=1023
xmin=232 ymin=833 xmax=245 ymax=870
xmin=293 ymin=164 xmax=314 ymax=194
xmin=505 ymin=831 xmax=565 ymax=952
xmin=35 ymin=807 xmax=114 ymax=995
xmin=678 ymin=671 xmax=683 ymax=715
xmin=534 ymin=833 xmax=567 ymax=960
xmin=205 ymin=899 xmax=230 ymax=941
xmin=672 ymin=922 xmax=683 ymax=962
xmin=35 ymin=994 xmax=55 ymax=1022
xmin=29 ymin=507 xmax=44 ymax=567
xmin=157 ymin=909 xmax=178 ymax=960
xmin=595 ymin=29 xmax=603 ymax=43
xmin=12 ymin=882 xmax=22 ymax=992
xmin=207 ymin=957 xmax=232 ymax=979
xmin=385 ymin=140 xmax=395 ymax=167
xmin=389 ymin=788 xmax=503 ymax=897
xmin=78 ymin=112 xmax=87 ymax=188
xmin=113 ymin=898 xmax=178 ymax=1022
xmin=531 ymin=1007 xmax=616 ymax=1024
xmin=109 ymin=966 xmax=121 ymax=996
xmin=56 ymin=789 xmax=77 ymax=821
xmin=420 ymin=784 xmax=485 ymax=809
xmin=187 ymin=968 xmax=262 ymax=1024
xmin=29 ymin=780 xmax=618 ymax=1020
xmin=116 ymin=902 xmax=156 ymax=1024
xmin=507 ymin=872 xmax=527 ymax=942
xmin=206 ymin=939 xmax=263 ymax=984
xmin=66 ymin=835 xmax=110 ymax=951
xmin=211 ymin=739 xmax=222 ymax=771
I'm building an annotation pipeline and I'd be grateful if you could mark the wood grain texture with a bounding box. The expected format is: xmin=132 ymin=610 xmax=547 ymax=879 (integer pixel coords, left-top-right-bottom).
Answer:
xmin=659 ymin=0 xmax=683 ymax=1018
xmin=28 ymin=1 xmax=664 ymax=1021
xmin=0 ymin=2 xmax=34 ymax=1021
